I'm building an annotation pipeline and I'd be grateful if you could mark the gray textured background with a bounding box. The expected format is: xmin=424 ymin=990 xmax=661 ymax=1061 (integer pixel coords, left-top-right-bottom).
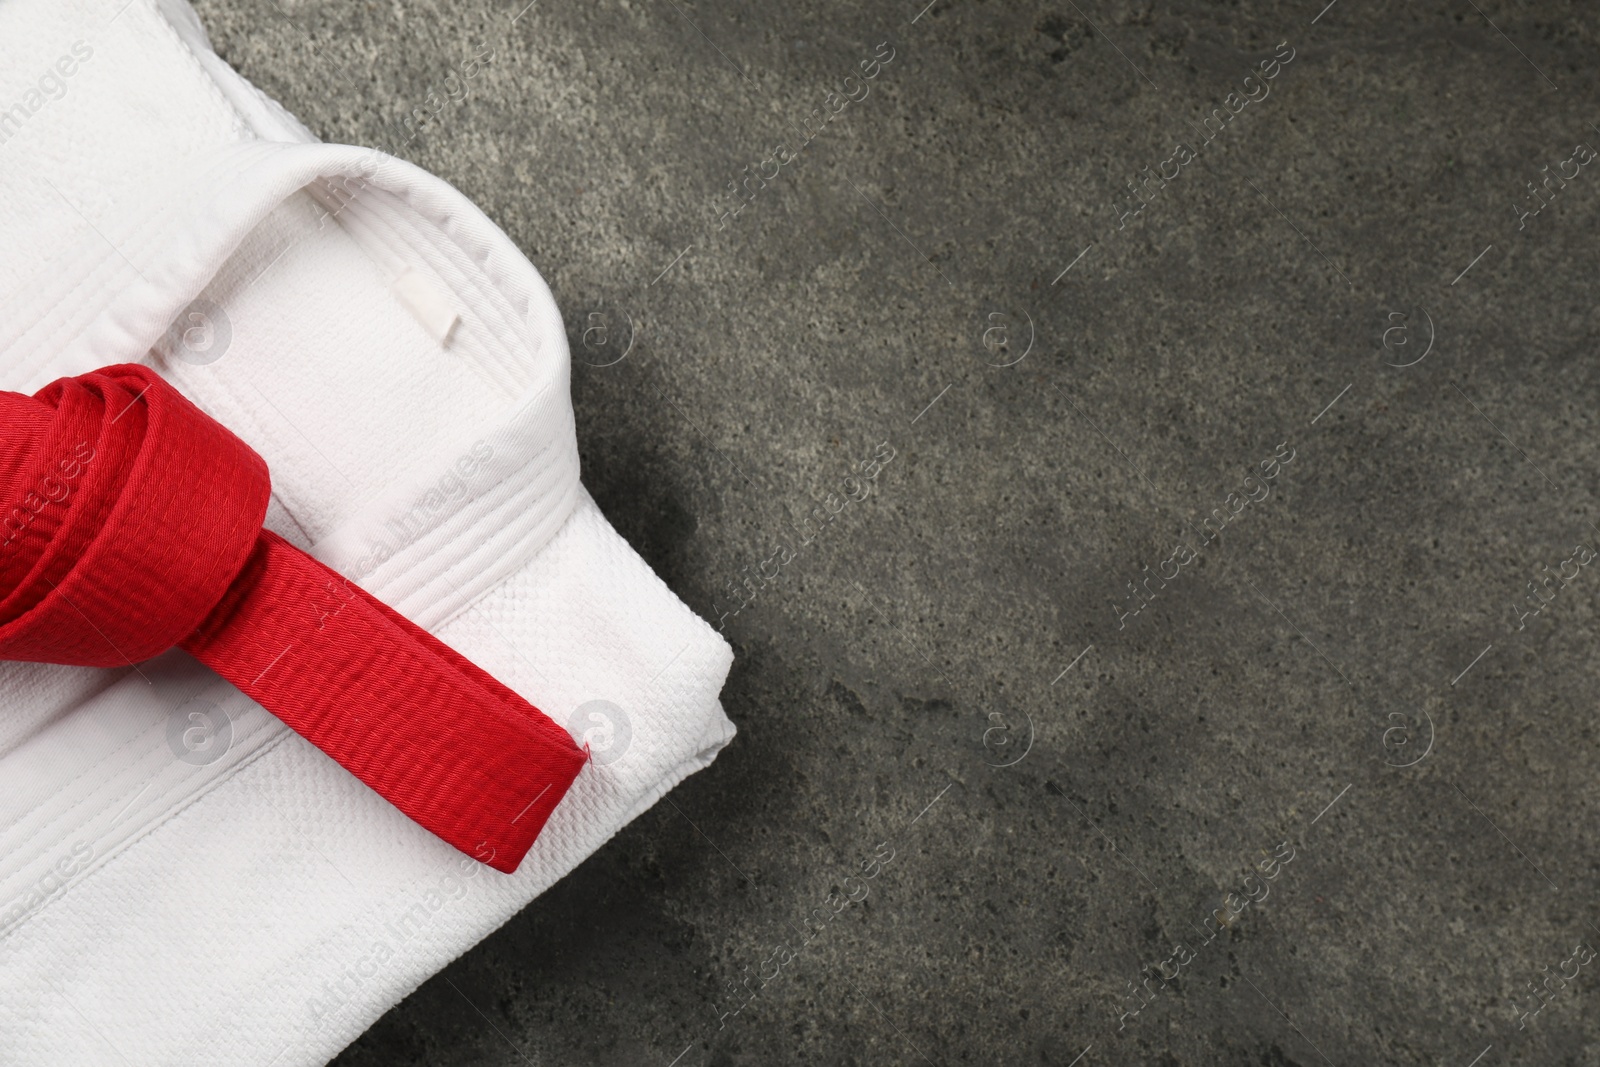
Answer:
xmin=192 ymin=1 xmax=1600 ymax=1064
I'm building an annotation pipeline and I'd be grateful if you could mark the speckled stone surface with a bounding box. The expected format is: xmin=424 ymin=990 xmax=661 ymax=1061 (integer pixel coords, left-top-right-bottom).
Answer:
xmin=191 ymin=1 xmax=1600 ymax=1063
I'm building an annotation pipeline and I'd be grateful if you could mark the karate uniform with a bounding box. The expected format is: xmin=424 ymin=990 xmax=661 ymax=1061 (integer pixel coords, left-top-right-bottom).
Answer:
xmin=0 ymin=2 xmax=734 ymax=1063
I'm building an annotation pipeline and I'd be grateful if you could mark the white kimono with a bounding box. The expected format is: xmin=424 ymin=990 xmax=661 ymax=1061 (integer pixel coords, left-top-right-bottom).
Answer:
xmin=0 ymin=1 xmax=735 ymax=1063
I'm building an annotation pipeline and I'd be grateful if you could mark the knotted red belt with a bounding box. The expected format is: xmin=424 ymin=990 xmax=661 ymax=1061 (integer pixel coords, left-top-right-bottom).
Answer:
xmin=0 ymin=364 xmax=585 ymax=873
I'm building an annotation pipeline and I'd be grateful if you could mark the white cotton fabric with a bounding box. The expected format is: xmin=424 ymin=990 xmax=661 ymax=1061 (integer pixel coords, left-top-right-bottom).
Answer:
xmin=0 ymin=2 xmax=735 ymax=1065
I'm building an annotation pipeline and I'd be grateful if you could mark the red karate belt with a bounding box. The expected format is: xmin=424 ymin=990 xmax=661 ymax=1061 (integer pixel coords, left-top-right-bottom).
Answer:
xmin=0 ymin=364 xmax=584 ymax=873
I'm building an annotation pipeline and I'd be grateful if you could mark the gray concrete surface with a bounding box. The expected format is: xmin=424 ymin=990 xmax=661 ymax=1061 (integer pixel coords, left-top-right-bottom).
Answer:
xmin=192 ymin=1 xmax=1600 ymax=1063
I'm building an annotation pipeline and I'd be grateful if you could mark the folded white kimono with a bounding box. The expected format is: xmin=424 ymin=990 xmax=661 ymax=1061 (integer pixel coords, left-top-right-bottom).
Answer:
xmin=0 ymin=2 xmax=734 ymax=1064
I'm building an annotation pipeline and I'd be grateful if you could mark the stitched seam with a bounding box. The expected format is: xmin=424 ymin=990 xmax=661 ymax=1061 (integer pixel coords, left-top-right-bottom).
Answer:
xmin=0 ymin=727 xmax=291 ymax=945
xmin=0 ymin=700 xmax=281 ymax=881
